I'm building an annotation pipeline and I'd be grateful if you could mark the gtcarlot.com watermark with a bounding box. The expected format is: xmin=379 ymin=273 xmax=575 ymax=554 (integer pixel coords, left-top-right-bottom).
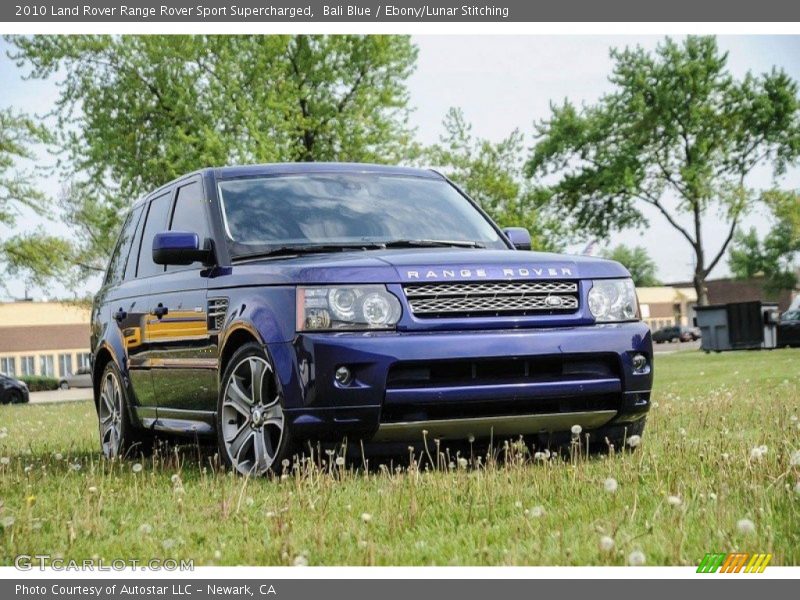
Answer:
xmin=14 ymin=554 xmax=194 ymax=571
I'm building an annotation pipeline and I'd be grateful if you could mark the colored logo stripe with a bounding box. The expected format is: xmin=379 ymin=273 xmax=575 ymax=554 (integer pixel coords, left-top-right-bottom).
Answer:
xmin=697 ymin=553 xmax=772 ymax=573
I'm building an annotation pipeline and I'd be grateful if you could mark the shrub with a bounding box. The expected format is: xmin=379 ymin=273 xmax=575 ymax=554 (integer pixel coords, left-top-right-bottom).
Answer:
xmin=19 ymin=376 xmax=60 ymax=392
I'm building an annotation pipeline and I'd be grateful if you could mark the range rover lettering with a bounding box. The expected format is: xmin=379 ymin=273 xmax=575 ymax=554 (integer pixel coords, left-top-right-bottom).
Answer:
xmin=91 ymin=163 xmax=653 ymax=475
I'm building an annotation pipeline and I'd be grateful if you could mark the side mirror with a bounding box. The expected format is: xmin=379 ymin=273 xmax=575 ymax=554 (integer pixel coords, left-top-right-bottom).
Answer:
xmin=152 ymin=231 xmax=211 ymax=266
xmin=503 ymin=227 xmax=532 ymax=251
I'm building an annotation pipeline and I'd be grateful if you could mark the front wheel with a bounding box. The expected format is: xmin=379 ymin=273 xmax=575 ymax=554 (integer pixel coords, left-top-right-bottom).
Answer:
xmin=217 ymin=343 xmax=294 ymax=476
xmin=59 ymin=381 xmax=69 ymax=390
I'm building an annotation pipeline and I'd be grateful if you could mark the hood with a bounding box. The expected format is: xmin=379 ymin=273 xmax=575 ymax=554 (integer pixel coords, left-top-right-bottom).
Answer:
xmin=220 ymin=248 xmax=630 ymax=286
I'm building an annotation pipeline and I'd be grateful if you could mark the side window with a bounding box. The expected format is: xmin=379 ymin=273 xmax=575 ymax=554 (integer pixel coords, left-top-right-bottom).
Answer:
xmin=123 ymin=205 xmax=146 ymax=281
xmin=105 ymin=207 xmax=142 ymax=286
xmin=167 ymin=181 xmax=210 ymax=271
xmin=136 ymin=191 xmax=173 ymax=278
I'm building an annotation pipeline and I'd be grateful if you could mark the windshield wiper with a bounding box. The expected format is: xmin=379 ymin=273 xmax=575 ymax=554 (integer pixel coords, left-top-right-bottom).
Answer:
xmin=234 ymin=243 xmax=385 ymax=260
xmin=381 ymin=239 xmax=485 ymax=249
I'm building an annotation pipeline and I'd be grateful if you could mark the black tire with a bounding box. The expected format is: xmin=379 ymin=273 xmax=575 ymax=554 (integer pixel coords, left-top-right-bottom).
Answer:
xmin=59 ymin=381 xmax=69 ymax=390
xmin=217 ymin=342 xmax=295 ymax=476
xmin=96 ymin=361 xmax=152 ymax=459
xmin=2 ymin=390 xmax=22 ymax=405
xmin=593 ymin=418 xmax=647 ymax=452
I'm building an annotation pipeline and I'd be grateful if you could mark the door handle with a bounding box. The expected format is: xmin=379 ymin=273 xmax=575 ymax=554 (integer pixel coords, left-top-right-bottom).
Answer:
xmin=152 ymin=304 xmax=169 ymax=319
xmin=113 ymin=308 xmax=127 ymax=323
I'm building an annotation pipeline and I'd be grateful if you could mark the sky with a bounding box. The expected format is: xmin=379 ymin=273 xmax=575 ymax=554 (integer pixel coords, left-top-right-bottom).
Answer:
xmin=2 ymin=35 xmax=800 ymax=300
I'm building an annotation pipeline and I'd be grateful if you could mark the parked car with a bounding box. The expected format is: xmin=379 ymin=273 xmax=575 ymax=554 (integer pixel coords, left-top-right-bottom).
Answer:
xmin=91 ymin=163 xmax=653 ymax=475
xmin=652 ymin=325 xmax=700 ymax=344
xmin=0 ymin=373 xmax=30 ymax=405
xmin=58 ymin=366 xmax=93 ymax=390
xmin=777 ymin=309 xmax=800 ymax=347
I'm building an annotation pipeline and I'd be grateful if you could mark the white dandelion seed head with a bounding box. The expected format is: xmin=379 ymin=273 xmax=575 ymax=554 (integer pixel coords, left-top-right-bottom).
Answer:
xmin=458 ymin=457 xmax=468 ymax=468
xmin=627 ymin=550 xmax=646 ymax=566
xmin=131 ymin=463 xmax=143 ymax=473
xmin=667 ymin=495 xmax=682 ymax=507
xmin=468 ymin=435 xmax=475 ymax=443
xmin=599 ymin=535 xmax=615 ymax=552
xmin=245 ymin=497 xmax=255 ymax=507
xmin=54 ymin=453 xmax=63 ymax=461
xmin=0 ymin=457 xmax=9 ymax=466
xmin=335 ymin=456 xmax=345 ymax=466
xmin=709 ymin=492 xmax=718 ymax=501
xmin=750 ymin=447 xmax=765 ymax=461
xmin=161 ymin=538 xmax=176 ymax=550
xmin=88 ymin=486 xmax=98 ymax=494
xmin=213 ymin=550 xmax=222 ymax=560
xmin=265 ymin=511 xmax=276 ymax=518
xmin=604 ymin=478 xmax=618 ymax=493
xmin=1 ymin=516 xmax=16 ymax=528
xmin=679 ymin=428 xmax=687 ymax=437
xmin=281 ymin=459 xmax=290 ymax=468
xmin=571 ymin=424 xmax=582 ymax=435
xmin=759 ymin=445 xmax=768 ymax=455
xmin=627 ymin=435 xmax=642 ymax=448
xmin=170 ymin=474 xmax=181 ymax=484
xmin=533 ymin=451 xmax=546 ymax=462
xmin=529 ymin=505 xmax=545 ymax=518
xmin=360 ymin=512 xmax=372 ymax=523
xmin=138 ymin=523 xmax=153 ymax=535
xmin=514 ymin=500 xmax=523 ymax=509
xmin=293 ymin=554 xmax=309 ymax=567
xmin=736 ymin=518 xmax=756 ymax=535
xmin=789 ymin=450 xmax=800 ymax=467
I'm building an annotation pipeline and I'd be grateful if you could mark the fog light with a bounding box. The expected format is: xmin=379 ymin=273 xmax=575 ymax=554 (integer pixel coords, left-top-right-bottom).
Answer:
xmin=632 ymin=353 xmax=649 ymax=374
xmin=334 ymin=366 xmax=353 ymax=385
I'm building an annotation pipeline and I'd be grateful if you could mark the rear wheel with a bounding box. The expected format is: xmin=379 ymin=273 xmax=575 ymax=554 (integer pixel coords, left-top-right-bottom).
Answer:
xmin=60 ymin=381 xmax=69 ymax=390
xmin=96 ymin=362 xmax=151 ymax=459
xmin=217 ymin=343 xmax=294 ymax=476
xmin=2 ymin=390 xmax=22 ymax=405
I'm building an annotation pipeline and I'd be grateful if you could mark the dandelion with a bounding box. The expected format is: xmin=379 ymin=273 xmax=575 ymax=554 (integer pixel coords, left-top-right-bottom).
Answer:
xmin=281 ymin=459 xmax=290 ymax=468
xmin=736 ymin=518 xmax=756 ymax=535
xmin=138 ymin=523 xmax=153 ymax=535
xmin=54 ymin=453 xmax=63 ymax=461
xmin=162 ymin=538 xmax=176 ymax=550
xmin=1 ymin=516 xmax=15 ymax=528
xmin=360 ymin=512 xmax=372 ymax=523
xmin=0 ymin=430 xmax=7 ymax=440
xmin=0 ymin=457 xmax=9 ymax=466
xmin=457 ymin=457 xmax=468 ymax=469
xmin=789 ymin=450 xmax=800 ymax=467
xmin=265 ymin=511 xmax=276 ymax=518
xmin=571 ymin=424 xmax=582 ymax=436
xmin=88 ymin=486 xmax=98 ymax=495
xmin=794 ymin=482 xmax=800 ymax=496
xmin=627 ymin=550 xmax=646 ymax=566
xmin=627 ymin=435 xmax=642 ymax=448
xmin=533 ymin=451 xmax=546 ymax=462
xmin=335 ymin=456 xmax=345 ymax=467
xmin=528 ymin=505 xmax=545 ymax=518
xmin=667 ymin=495 xmax=682 ymax=507
xmin=679 ymin=427 xmax=687 ymax=437
xmin=132 ymin=463 xmax=143 ymax=473
xmin=514 ymin=500 xmax=523 ymax=509
xmin=750 ymin=446 xmax=766 ymax=462
xmin=599 ymin=536 xmax=615 ymax=552
xmin=170 ymin=474 xmax=181 ymax=484
xmin=709 ymin=492 xmax=718 ymax=501
xmin=245 ymin=497 xmax=255 ymax=507
xmin=292 ymin=554 xmax=308 ymax=566
xmin=603 ymin=478 xmax=618 ymax=493
xmin=213 ymin=550 xmax=222 ymax=560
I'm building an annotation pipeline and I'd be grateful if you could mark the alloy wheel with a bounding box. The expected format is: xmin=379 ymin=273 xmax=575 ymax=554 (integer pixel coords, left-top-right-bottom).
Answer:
xmin=98 ymin=370 xmax=123 ymax=458
xmin=221 ymin=356 xmax=285 ymax=475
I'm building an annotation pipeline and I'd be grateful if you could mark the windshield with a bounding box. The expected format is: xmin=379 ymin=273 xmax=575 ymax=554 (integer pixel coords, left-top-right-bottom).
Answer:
xmin=217 ymin=173 xmax=507 ymax=257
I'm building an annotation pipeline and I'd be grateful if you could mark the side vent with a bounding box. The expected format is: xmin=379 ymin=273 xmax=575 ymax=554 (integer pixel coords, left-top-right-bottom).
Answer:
xmin=207 ymin=297 xmax=229 ymax=332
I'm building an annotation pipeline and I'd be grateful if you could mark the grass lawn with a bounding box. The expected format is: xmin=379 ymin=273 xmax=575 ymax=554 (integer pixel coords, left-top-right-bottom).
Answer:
xmin=1 ymin=349 xmax=799 ymax=566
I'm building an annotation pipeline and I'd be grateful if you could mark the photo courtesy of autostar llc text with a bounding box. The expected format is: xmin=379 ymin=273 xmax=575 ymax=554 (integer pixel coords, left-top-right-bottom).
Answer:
xmin=0 ymin=0 xmax=799 ymax=590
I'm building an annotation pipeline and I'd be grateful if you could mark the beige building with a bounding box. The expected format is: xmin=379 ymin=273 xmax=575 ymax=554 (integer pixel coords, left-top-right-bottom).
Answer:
xmin=636 ymin=286 xmax=698 ymax=331
xmin=0 ymin=301 xmax=91 ymax=379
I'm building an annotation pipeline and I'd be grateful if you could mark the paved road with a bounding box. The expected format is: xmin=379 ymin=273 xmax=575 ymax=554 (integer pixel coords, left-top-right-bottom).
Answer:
xmin=652 ymin=339 xmax=701 ymax=354
xmin=29 ymin=388 xmax=92 ymax=404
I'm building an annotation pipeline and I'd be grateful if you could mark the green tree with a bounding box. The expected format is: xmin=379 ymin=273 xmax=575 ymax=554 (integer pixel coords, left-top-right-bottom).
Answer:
xmin=526 ymin=36 xmax=800 ymax=304
xmin=0 ymin=107 xmax=48 ymax=227
xmin=601 ymin=244 xmax=660 ymax=287
xmin=5 ymin=34 xmax=418 ymax=284
xmin=428 ymin=108 xmax=568 ymax=251
xmin=729 ymin=190 xmax=800 ymax=295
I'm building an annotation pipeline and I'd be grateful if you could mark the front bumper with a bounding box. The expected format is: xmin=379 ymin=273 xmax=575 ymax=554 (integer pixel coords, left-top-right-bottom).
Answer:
xmin=268 ymin=322 xmax=652 ymax=442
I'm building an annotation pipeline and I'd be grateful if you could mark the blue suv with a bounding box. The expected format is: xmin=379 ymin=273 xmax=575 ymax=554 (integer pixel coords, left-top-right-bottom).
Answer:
xmin=91 ymin=163 xmax=653 ymax=475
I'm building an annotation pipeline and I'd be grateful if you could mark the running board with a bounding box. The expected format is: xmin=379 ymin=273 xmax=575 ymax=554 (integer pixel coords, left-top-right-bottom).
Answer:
xmin=371 ymin=410 xmax=617 ymax=442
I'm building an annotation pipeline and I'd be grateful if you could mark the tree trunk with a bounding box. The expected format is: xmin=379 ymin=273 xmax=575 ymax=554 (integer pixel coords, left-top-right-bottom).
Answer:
xmin=693 ymin=268 xmax=709 ymax=306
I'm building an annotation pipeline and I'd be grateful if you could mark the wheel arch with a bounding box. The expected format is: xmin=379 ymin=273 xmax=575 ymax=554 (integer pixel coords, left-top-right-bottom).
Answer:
xmin=218 ymin=324 xmax=264 ymax=380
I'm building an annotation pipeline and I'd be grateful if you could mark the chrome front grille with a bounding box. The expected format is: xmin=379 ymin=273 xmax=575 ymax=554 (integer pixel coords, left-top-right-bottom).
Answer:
xmin=207 ymin=298 xmax=229 ymax=331
xmin=403 ymin=280 xmax=579 ymax=317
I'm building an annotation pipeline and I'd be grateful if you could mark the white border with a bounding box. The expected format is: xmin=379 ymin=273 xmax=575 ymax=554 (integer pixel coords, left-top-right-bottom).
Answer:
xmin=1 ymin=21 xmax=800 ymax=35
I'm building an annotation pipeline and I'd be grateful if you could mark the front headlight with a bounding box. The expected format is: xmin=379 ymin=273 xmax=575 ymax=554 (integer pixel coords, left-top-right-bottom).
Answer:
xmin=296 ymin=285 xmax=402 ymax=331
xmin=588 ymin=278 xmax=639 ymax=322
